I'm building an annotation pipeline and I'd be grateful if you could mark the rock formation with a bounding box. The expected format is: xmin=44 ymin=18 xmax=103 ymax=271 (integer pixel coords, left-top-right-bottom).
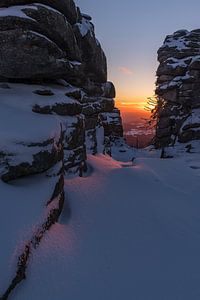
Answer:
xmin=0 ymin=0 xmax=125 ymax=182
xmin=155 ymin=29 xmax=200 ymax=149
xmin=0 ymin=2 xmax=125 ymax=298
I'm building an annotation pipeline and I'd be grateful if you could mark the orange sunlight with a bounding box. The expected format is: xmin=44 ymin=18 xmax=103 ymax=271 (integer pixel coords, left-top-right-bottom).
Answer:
xmin=116 ymin=99 xmax=147 ymax=112
xmin=115 ymin=95 xmax=153 ymax=124
xmin=116 ymin=97 xmax=150 ymax=117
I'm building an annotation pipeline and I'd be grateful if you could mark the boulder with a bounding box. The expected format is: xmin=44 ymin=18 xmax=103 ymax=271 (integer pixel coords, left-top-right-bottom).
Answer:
xmin=102 ymin=82 xmax=116 ymax=98
xmin=0 ymin=0 xmax=78 ymax=24
xmin=74 ymin=17 xmax=107 ymax=83
xmin=0 ymin=4 xmax=81 ymax=60
xmin=0 ymin=0 xmax=109 ymax=85
xmin=33 ymin=89 xmax=54 ymax=96
xmin=32 ymin=102 xmax=82 ymax=116
xmin=155 ymin=29 xmax=200 ymax=148
xmin=100 ymin=109 xmax=124 ymax=138
xmin=0 ymin=29 xmax=82 ymax=79
xmin=82 ymin=98 xmax=114 ymax=116
xmin=65 ymin=89 xmax=82 ymax=100
xmin=2 ymin=149 xmax=62 ymax=182
xmin=0 ymin=0 xmax=124 ymax=179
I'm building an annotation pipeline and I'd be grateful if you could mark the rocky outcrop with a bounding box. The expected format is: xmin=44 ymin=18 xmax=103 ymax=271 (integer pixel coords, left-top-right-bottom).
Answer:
xmin=0 ymin=0 xmax=78 ymax=24
xmin=155 ymin=29 xmax=200 ymax=148
xmin=0 ymin=0 xmax=125 ymax=179
xmin=0 ymin=1 xmax=106 ymax=85
xmin=0 ymin=3 xmax=126 ymax=297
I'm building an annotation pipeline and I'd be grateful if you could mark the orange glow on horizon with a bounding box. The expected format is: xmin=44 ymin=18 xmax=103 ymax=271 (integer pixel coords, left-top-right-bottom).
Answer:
xmin=116 ymin=100 xmax=147 ymax=111
xmin=115 ymin=98 xmax=149 ymax=113
xmin=115 ymin=99 xmax=151 ymax=125
xmin=112 ymin=79 xmax=155 ymax=114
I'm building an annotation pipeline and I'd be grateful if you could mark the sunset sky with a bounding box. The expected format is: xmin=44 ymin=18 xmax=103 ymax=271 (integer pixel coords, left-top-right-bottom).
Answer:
xmin=76 ymin=0 xmax=200 ymax=112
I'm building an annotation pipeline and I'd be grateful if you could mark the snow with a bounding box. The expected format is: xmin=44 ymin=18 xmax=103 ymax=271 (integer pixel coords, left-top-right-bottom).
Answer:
xmin=101 ymin=111 xmax=120 ymax=122
xmin=180 ymin=109 xmax=200 ymax=132
xmin=174 ymin=72 xmax=191 ymax=81
xmin=159 ymin=72 xmax=192 ymax=91
xmin=77 ymin=17 xmax=94 ymax=37
xmin=1 ymin=82 xmax=200 ymax=299
xmin=191 ymin=55 xmax=200 ymax=63
xmin=81 ymin=13 xmax=92 ymax=20
xmin=166 ymin=57 xmax=188 ymax=68
xmin=0 ymin=3 xmax=64 ymax=19
xmin=31 ymin=3 xmax=64 ymax=16
xmin=96 ymin=126 xmax=105 ymax=153
xmin=0 ymin=173 xmax=58 ymax=294
xmin=10 ymin=150 xmax=200 ymax=300
xmin=163 ymin=36 xmax=189 ymax=50
xmin=0 ymin=5 xmax=38 ymax=21
xmin=0 ymin=83 xmax=79 ymax=167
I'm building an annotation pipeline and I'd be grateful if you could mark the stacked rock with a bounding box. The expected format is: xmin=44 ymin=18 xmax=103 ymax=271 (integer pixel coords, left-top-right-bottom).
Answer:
xmin=0 ymin=0 xmax=124 ymax=180
xmin=0 ymin=0 xmax=107 ymax=84
xmin=155 ymin=29 xmax=200 ymax=148
xmin=0 ymin=3 xmax=126 ymax=297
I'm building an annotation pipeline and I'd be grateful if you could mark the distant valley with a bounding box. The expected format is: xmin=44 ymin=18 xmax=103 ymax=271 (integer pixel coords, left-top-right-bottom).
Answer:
xmin=117 ymin=102 xmax=154 ymax=148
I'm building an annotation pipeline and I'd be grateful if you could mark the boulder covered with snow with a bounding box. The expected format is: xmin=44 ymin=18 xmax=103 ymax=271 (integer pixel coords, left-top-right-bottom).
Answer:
xmin=155 ymin=29 xmax=200 ymax=148
xmin=0 ymin=0 xmax=125 ymax=174
xmin=0 ymin=2 xmax=128 ymax=297
xmin=0 ymin=0 xmax=78 ymax=24
xmin=0 ymin=1 xmax=107 ymax=85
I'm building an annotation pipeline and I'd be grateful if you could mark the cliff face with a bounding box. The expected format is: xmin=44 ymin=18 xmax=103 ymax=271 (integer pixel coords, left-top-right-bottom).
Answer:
xmin=0 ymin=0 xmax=125 ymax=181
xmin=155 ymin=29 xmax=200 ymax=149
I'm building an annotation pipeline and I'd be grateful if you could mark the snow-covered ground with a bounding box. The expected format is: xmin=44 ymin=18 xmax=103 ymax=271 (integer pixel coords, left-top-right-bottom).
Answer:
xmin=11 ymin=151 xmax=200 ymax=300
xmin=0 ymin=174 xmax=58 ymax=294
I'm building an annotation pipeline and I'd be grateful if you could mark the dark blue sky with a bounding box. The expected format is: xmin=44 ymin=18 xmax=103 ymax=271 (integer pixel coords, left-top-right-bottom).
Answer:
xmin=76 ymin=0 xmax=200 ymax=109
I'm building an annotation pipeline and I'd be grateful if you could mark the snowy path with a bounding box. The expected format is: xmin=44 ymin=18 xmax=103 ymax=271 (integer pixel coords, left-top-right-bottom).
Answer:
xmin=14 ymin=154 xmax=200 ymax=300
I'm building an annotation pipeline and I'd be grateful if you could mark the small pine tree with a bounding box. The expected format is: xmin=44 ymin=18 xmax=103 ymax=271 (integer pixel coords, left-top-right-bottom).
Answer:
xmin=144 ymin=95 xmax=167 ymax=147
